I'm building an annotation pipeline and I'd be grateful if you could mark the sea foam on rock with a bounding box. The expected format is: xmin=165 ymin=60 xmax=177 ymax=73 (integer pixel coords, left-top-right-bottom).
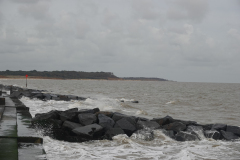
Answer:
xmin=31 ymin=107 xmax=240 ymax=143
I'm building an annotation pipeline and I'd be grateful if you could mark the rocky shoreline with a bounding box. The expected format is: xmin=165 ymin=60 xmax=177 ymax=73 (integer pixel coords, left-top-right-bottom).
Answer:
xmin=2 ymin=84 xmax=240 ymax=143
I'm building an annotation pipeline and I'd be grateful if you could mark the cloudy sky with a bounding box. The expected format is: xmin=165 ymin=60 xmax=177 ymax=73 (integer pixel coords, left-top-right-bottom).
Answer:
xmin=0 ymin=0 xmax=240 ymax=83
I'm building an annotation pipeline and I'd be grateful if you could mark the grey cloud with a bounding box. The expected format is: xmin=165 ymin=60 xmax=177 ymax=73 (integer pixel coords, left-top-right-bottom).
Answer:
xmin=168 ymin=26 xmax=189 ymax=34
xmin=0 ymin=11 xmax=3 ymax=27
xmin=0 ymin=0 xmax=239 ymax=83
xmin=34 ymin=21 xmax=56 ymax=38
xmin=18 ymin=1 xmax=51 ymax=20
xmin=11 ymin=0 xmax=39 ymax=3
xmin=0 ymin=29 xmax=35 ymax=54
xmin=131 ymin=0 xmax=160 ymax=20
xmin=167 ymin=0 xmax=209 ymax=23
xmin=75 ymin=20 xmax=90 ymax=39
xmin=101 ymin=8 xmax=120 ymax=28
xmin=228 ymin=28 xmax=240 ymax=40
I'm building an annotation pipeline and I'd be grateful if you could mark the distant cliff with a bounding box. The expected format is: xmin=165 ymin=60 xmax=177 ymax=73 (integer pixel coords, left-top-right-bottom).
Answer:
xmin=0 ymin=70 xmax=169 ymax=81
xmin=0 ymin=70 xmax=118 ymax=80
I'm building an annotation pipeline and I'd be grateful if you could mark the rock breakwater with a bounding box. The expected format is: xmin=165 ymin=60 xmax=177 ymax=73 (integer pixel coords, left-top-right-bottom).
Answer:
xmin=2 ymin=84 xmax=240 ymax=143
xmin=32 ymin=107 xmax=240 ymax=143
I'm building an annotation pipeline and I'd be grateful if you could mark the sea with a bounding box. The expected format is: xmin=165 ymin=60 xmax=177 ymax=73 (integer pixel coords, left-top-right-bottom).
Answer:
xmin=0 ymin=79 xmax=240 ymax=160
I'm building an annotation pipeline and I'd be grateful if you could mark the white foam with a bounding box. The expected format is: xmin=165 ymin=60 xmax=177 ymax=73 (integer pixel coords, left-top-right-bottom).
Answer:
xmin=20 ymin=95 xmax=123 ymax=117
xmin=20 ymin=97 xmax=72 ymax=117
xmin=135 ymin=110 xmax=148 ymax=115
xmin=23 ymin=96 xmax=240 ymax=160
xmin=120 ymin=98 xmax=132 ymax=102
xmin=166 ymin=101 xmax=176 ymax=104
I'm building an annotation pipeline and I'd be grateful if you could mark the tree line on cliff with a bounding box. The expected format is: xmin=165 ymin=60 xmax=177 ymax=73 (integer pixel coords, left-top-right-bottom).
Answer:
xmin=0 ymin=70 xmax=117 ymax=79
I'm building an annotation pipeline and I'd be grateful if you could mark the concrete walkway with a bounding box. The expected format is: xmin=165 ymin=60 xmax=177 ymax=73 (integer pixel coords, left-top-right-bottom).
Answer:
xmin=0 ymin=91 xmax=47 ymax=160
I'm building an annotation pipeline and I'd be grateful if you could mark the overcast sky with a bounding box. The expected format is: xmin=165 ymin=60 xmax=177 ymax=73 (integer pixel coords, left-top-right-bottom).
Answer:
xmin=0 ymin=0 xmax=240 ymax=83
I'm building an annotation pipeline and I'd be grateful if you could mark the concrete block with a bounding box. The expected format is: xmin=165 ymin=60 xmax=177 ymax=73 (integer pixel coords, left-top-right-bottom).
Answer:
xmin=0 ymin=97 xmax=5 ymax=105
xmin=0 ymin=106 xmax=5 ymax=120
xmin=0 ymin=107 xmax=17 ymax=137
xmin=18 ymin=143 xmax=47 ymax=160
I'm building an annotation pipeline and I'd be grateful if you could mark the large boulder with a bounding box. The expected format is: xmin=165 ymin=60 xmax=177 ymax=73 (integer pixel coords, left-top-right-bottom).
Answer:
xmin=64 ymin=108 xmax=78 ymax=113
xmin=62 ymin=121 xmax=83 ymax=131
xmin=112 ymin=112 xmax=128 ymax=121
xmin=64 ymin=136 xmax=89 ymax=142
xmin=175 ymin=131 xmax=200 ymax=141
xmin=43 ymin=93 xmax=52 ymax=100
xmin=32 ymin=110 xmax=62 ymax=129
xmin=58 ymin=95 xmax=69 ymax=101
xmin=103 ymin=128 xmax=125 ymax=140
xmin=152 ymin=115 xmax=174 ymax=126
xmin=31 ymin=93 xmax=44 ymax=99
xmin=211 ymin=123 xmax=227 ymax=131
xmin=22 ymin=91 xmax=32 ymax=97
xmin=78 ymin=97 xmax=87 ymax=101
xmin=95 ymin=111 xmax=114 ymax=118
xmin=51 ymin=128 xmax=67 ymax=140
xmin=67 ymin=95 xmax=78 ymax=100
xmin=10 ymin=91 xmax=23 ymax=99
xmin=114 ymin=117 xmax=137 ymax=136
xmin=220 ymin=130 xmax=239 ymax=141
xmin=51 ymin=94 xmax=60 ymax=101
xmin=187 ymin=125 xmax=204 ymax=140
xmin=34 ymin=110 xmax=60 ymax=120
xmin=163 ymin=122 xmax=186 ymax=132
xmin=78 ymin=108 xmax=100 ymax=114
xmin=78 ymin=113 xmax=97 ymax=126
xmin=136 ymin=120 xmax=160 ymax=130
xmin=204 ymin=130 xmax=221 ymax=140
xmin=72 ymin=123 xmax=103 ymax=139
xmin=56 ymin=108 xmax=79 ymax=122
xmin=98 ymin=114 xmax=115 ymax=131
xmin=136 ymin=117 xmax=149 ymax=121
xmin=162 ymin=129 xmax=175 ymax=139
xmin=226 ymin=125 xmax=240 ymax=136
xmin=174 ymin=119 xmax=197 ymax=126
xmin=112 ymin=112 xmax=137 ymax=124
xmin=187 ymin=125 xmax=203 ymax=132
xmin=132 ymin=128 xmax=154 ymax=141
xmin=59 ymin=112 xmax=77 ymax=122
xmin=201 ymin=124 xmax=213 ymax=131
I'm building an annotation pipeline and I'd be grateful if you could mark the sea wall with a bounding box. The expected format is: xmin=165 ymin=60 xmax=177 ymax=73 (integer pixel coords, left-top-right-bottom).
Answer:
xmin=3 ymin=85 xmax=240 ymax=144
xmin=0 ymin=84 xmax=47 ymax=160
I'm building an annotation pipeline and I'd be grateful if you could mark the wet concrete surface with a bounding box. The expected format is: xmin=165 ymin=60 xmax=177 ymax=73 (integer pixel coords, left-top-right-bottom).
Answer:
xmin=0 ymin=92 xmax=47 ymax=160
xmin=17 ymin=111 xmax=37 ymax=137
xmin=0 ymin=138 xmax=18 ymax=160
xmin=4 ymin=97 xmax=16 ymax=107
xmin=0 ymin=107 xmax=17 ymax=137
xmin=18 ymin=143 xmax=47 ymax=160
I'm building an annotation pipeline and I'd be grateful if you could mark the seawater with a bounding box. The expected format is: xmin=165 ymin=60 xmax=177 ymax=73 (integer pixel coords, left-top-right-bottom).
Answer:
xmin=1 ymin=79 xmax=240 ymax=160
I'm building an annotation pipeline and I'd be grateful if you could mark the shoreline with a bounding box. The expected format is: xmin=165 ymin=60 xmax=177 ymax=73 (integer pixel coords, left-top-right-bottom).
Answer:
xmin=0 ymin=76 xmax=170 ymax=82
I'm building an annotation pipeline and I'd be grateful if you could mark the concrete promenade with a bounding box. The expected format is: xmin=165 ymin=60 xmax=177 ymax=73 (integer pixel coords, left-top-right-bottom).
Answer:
xmin=0 ymin=91 xmax=47 ymax=160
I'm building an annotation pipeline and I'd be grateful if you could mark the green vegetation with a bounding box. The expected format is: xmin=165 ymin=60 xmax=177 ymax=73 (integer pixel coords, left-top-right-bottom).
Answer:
xmin=0 ymin=70 xmax=118 ymax=79
xmin=0 ymin=70 xmax=169 ymax=81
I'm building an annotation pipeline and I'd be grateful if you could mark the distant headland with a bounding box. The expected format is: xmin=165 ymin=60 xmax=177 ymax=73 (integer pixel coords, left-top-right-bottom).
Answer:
xmin=0 ymin=70 xmax=169 ymax=81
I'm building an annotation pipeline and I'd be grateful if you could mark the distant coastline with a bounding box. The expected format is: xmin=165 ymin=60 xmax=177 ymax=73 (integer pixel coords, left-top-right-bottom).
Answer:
xmin=0 ymin=70 xmax=169 ymax=81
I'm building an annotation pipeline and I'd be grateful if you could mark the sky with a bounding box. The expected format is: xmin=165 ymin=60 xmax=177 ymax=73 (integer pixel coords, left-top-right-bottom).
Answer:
xmin=0 ymin=0 xmax=240 ymax=83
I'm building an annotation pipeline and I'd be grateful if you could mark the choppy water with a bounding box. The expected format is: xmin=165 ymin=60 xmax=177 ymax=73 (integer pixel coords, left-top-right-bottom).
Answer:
xmin=1 ymin=79 xmax=240 ymax=160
